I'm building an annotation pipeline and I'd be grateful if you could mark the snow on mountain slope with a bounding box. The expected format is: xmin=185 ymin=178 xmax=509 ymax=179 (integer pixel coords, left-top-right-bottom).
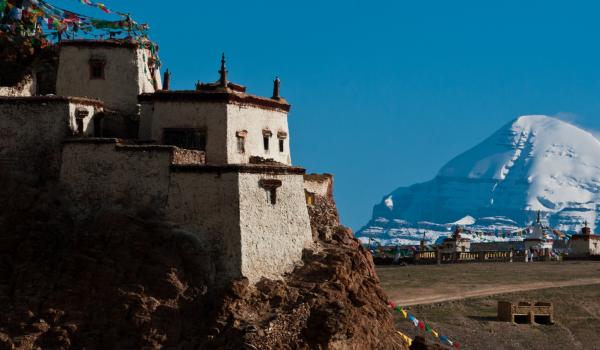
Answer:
xmin=357 ymin=116 xmax=600 ymax=245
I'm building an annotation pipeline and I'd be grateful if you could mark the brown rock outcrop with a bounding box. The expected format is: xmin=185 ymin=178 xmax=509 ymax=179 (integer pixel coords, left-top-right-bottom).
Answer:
xmin=0 ymin=173 xmax=405 ymax=349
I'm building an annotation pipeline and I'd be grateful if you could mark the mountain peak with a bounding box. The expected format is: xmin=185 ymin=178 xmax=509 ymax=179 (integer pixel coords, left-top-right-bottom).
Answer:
xmin=357 ymin=115 xmax=600 ymax=244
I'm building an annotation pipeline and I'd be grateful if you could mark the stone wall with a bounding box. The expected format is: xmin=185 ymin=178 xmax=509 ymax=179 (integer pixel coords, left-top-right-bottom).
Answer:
xmin=238 ymin=172 xmax=313 ymax=282
xmin=303 ymin=173 xmax=334 ymax=198
xmin=60 ymin=140 xmax=173 ymax=217
xmin=60 ymin=142 xmax=311 ymax=285
xmin=0 ymin=97 xmax=102 ymax=178
xmin=172 ymin=148 xmax=206 ymax=165
xmin=226 ymin=104 xmax=291 ymax=165
xmin=56 ymin=42 xmax=159 ymax=115
xmin=304 ymin=174 xmax=340 ymax=241
xmin=0 ymin=74 xmax=36 ymax=97
xmin=166 ymin=171 xmax=241 ymax=285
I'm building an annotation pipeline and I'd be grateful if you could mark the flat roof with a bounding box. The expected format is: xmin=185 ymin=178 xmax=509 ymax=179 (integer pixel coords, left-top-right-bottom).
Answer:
xmin=0 ymin=95 xmax=104 ymax=107
xmin=138 ymin=90 xmax=291 ymax=113
xmin=171 ymin=163 xmax=305 ymax=175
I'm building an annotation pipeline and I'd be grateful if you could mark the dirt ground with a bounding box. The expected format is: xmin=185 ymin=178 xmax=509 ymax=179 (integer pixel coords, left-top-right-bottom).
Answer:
xmin=378 ymin=262 xmax=600 ymax=349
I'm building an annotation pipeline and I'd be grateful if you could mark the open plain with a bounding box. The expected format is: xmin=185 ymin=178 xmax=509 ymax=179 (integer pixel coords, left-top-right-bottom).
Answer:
xmin=378 ymin=261 xmax=600 ymax=349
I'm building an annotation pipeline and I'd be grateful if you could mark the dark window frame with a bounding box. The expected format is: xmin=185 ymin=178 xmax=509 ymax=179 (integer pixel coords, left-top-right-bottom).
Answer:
xmin=163 ymin=128 xmax=207 ymax=151
xmin=266 ymin=187 xmax=277 ymax=205
xmin=89 ymin=59 xmax=106 ymax=80
xmin=259 ymin=179 xmax=282 ymax=206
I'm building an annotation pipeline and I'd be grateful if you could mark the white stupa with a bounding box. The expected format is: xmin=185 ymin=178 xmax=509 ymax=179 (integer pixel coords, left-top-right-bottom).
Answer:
xmin=524 ymin=211 xmax=553 ymax=252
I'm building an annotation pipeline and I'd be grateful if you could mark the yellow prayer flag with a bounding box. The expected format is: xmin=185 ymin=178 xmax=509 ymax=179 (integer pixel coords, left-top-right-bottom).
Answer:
xmin=432 ymin=330 xmax=439 ymax=338
xmin=401 ymin=309 xmax=407 ymax=318
xmin=397 ymin=331 xmax=413 ymax=346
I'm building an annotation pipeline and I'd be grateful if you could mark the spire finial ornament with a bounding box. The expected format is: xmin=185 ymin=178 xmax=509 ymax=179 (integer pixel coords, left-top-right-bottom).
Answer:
xmin=163 ymin=69 xmax=171 ymax=90
xmin=272 ymin=76 xmax=281 ymax=100
xmin=219 ymin=53 xmax=228 ymax=87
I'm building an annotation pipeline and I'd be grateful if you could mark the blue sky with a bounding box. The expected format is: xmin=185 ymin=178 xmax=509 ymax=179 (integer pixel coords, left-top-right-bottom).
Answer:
xmin=57 ymin=0 xmax=600 ymax=230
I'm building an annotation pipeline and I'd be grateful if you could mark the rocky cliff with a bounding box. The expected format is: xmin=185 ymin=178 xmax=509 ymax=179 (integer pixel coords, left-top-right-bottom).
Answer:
xmin=0 ymin=172 xmax=405 ymax=349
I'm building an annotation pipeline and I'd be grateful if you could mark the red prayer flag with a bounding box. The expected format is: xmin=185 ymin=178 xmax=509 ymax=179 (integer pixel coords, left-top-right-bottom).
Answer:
xmin=418 ymin=321 xmax=425 ymax=330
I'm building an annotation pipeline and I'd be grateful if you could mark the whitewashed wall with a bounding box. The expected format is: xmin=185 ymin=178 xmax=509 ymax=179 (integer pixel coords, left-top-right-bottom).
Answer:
xmin=238 ymin=172 xmax=312 ymax=282
xmin=166 ymin=171 xmax=241 ymax=284
xmin=226 ymin=104 xmax=291 ymax=165
xmin=57 ymin=45 xmax=158 ymax=115
xmin=570 ymin=237 xmax=600 ymax=257
xmin=139 ymin=101 xmax=228 ymax=164
xmin=0 ymin=98 xmax=100 ymax=176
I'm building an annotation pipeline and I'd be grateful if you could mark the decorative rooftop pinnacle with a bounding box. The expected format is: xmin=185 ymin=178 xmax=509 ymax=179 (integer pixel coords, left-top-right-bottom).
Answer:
xmin=219 ymin=53 xmax=228 ymax=87
xmin=163 ymin=69 xmax=170 ymax=90
xmin=272 ymin=76 xmax=281 ymax=100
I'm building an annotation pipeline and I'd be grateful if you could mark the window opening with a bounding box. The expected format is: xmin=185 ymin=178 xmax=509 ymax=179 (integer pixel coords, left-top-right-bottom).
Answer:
xmin=305 ymin=191 xmax=315 ymax=206
xmin=259 ymin=179 xmax=282 ymax=205
xmin=89 ymin=59 xmax=106 ymax=80
xmin=236 ymin=130 xmax=247 ymax=153
xmin=163 ymin=128 xmax=207 ymax=150
xmin=266 ymin=188 xmax=277 ymax=204
xmin=263 ymin=130 xmax=272 ymax=152
xmin=76 ymin=119 xmax=84 ymax=135
xmin=237 ymin=136 xmax=245 ymax=153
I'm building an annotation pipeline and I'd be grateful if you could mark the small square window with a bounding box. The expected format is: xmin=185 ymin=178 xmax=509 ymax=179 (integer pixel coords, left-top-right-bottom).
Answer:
xmin=279 ymin=139 xmax=284 ymax=152
xmin=89 ymin=59 xmax=106 ymax=80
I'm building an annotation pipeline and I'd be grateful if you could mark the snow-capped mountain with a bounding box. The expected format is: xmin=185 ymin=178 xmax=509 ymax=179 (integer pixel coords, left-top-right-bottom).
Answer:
xmin=357 ymin=115 xmax=600 ymax=245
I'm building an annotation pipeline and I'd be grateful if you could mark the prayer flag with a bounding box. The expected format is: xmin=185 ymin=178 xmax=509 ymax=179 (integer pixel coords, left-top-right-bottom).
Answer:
xmin=432 ymin=330 xmax=439 ymax=338
xmin=9 ymin=7 xmax=22 ymax=20
xmin=0 ymin=0 xmax=6 ymax=19
xmin=401 ymin=309 xmax=407 ymax=319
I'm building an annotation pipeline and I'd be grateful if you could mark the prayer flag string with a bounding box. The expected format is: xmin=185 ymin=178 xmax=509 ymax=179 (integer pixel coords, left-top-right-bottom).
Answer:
xmin=1 ymin=0 xmax=150 ymax=44
xmin=389 ymin=301 xmax=464 ymax=349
